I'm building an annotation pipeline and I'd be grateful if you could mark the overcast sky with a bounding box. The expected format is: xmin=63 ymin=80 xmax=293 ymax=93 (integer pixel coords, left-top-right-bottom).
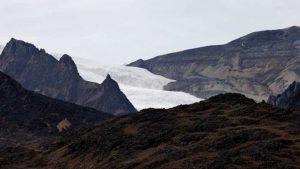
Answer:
xmin=0 ymin=0 xmax=300 ymax=64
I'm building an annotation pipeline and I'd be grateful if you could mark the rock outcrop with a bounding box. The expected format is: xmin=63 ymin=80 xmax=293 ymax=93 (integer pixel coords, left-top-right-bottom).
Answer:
xmin=0 ymin=38 xmax=136 ymax=115
xmin=267 ymin=81 xmax=300 ymax=110
xmin=2 ymin=93 xmax=300 ymax=168
xmin=0 ymin=71 xmax=112 ymax=146
xmin=128 ymin=26 xmax=300 ymax=101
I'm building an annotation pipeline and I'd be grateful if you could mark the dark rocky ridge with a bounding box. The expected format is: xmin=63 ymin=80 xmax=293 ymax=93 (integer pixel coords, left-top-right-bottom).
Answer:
xmin=0 ymin=38 xmax=136 ymax=115
xmin=128 ymin=26 xmax=300 ymax=101
xmin=2 ymin=93 xmax=300 ymax=169
xmin=0 ymin=71 xmax=112 ymax=146
xmin=268 ymin=81 xmax=300 ymax=110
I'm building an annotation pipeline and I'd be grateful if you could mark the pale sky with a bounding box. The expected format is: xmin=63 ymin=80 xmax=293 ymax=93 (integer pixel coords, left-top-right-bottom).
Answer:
xmin=0 ymin=0 xmax=300 ymax=64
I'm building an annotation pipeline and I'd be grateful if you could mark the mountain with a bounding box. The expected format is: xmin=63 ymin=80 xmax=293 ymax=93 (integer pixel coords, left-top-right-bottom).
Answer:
xmin=59 ymin=56 xmax=201 ymax=110
xmin=0 ymin=71 xmax=112 ymax=147
xmin=128 ymin=26 xmax=300 ymax=101
xmin=0 ymin=38 xmax=136 ymax=115
xmin=1 ymin=93 xmax=300 ymax=168
xmin=268 ymin=81 xmax=300 ymax=110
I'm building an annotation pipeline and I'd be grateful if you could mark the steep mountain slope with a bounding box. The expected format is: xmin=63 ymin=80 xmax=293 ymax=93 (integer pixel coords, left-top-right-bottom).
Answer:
xmin=0 ymin=39 xmax=136 ymax=115
xmin=2 ymin=93 xmax=300 ymax=169
xmin=268 ymin=81 xmax=300 ymax=110
xmin=129 ymin=26 xmax=300 ymax=101
xmin=64 ymin=56 xmax=201 ymax=110
xmin=0 ymin=71 xmax=112 ymax=147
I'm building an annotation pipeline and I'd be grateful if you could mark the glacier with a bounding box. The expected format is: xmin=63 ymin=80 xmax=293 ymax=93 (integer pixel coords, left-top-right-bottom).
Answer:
xmin=65 ymin=56 xmax=202 ymax=110
xmin=0 ymin=48 xmax=202 ymax=110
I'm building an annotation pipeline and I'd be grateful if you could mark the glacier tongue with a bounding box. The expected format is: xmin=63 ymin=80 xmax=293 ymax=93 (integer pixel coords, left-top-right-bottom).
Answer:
xmin=55 ymin=56 xmax=202 ymax=110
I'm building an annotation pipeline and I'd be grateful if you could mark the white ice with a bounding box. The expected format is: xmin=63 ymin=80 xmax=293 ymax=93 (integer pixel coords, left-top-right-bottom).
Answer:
xmin=57 ymin=55 xmax=202 ymax=110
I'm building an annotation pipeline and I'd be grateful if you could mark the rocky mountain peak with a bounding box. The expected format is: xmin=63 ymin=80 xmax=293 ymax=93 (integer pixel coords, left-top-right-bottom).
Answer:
xmin=102 ymin=74 xmax=119 ymax=89
xmin=59 ymin=54 xmax=75 ymax=65
xmin=58 ymin=54 xmax=80 ymax=76
xmin=0 ymin=39 xmax=136 ymax=115
xmin=6 ymin=38 xmax=37 ymax=52
xmin=128 ymin=59 xmax=146 ymax=68
xmin=105 ymin=74 xmax=112 ymax=80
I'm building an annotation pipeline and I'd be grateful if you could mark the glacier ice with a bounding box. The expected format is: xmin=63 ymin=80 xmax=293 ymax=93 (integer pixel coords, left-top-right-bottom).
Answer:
xmin=56 ymin=55 xmax=203 ymax=110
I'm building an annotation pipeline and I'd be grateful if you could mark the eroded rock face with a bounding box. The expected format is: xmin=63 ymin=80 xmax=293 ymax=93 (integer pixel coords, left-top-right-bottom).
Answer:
xmin=129 ymin=26 xmax=300 ymax=101
xmin=267 ymin=81 xmax=300 ymax=110
xmin=2 ymin=93 xmax=300 ymax=168
xmin=0 ymin=38 xmax=136 ymax=115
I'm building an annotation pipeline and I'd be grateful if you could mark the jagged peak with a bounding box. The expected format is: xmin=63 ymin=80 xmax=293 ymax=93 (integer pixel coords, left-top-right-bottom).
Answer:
xmin=103 ymin=74 xmax=114 ymax=83
xmin=58 ymin=54 xmax=80 ymax=74
xmin=106 ymin=74 xmax=112 ymax=80
xmin=3 ymin=38 xmax=53 ymax=58
xmin=127 ymin=59 xmax=146 ymax=67
xmin=59 ymin=54 xmax=75 ymax=65
xmin=7 ymin=38 xmax=36 ymax=48
xmin=101 ymin=74 xmax=120 ymax=88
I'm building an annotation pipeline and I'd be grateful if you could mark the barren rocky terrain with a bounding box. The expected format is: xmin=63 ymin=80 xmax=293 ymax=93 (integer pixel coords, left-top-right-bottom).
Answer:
xmin=1 ymin=93 xmax=300 ymax=169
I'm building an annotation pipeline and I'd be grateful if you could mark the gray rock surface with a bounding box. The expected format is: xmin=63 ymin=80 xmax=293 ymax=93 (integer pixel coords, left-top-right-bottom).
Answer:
xmin=267 ymin=81 xmax=300 ymax=110
xmin=128 ymin=26 xmax=300 ymax=101
xmin=0 ymin=38 xmax=136 ymax=115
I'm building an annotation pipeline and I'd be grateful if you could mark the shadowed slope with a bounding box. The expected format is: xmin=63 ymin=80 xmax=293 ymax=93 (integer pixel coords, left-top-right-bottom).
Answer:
xmin=0 ymin=71 xmax=112 ymax=147
xmin=0 ymin=39 xmax=136 ymax=115
xmin=2 ymin=93 xmax=300 ymax=169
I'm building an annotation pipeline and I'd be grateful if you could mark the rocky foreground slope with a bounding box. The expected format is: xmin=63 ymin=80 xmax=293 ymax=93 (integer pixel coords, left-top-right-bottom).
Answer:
xmin=0 ymin=71 xmax=112 ymax=147
xmin=1 ymin=93 xmax=300 ymax=169
xmin=129 ymin=26 xmax=300 ymax=101
xmin=0 ymin=39 xmax=136 ymax=115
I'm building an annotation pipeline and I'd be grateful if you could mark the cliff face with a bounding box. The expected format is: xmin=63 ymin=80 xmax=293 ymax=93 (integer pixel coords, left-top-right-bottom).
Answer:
xmin=2 ymin=93 xmax=300 ymax=169
xmin=267 ymin=81 xmax=300 ymax=110
xmin=0 ymin=39 xmax=136 ymax=115
xmin=129 ymin=26 xmax=300 ymax=101
xmin=0 ymin=71 xmax=112 ymax=146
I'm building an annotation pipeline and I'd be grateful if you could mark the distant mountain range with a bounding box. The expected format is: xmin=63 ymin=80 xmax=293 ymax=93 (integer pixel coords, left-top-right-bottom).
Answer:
xmin=2 ymin=93 xmax=300 ymax=168
xmin=0 ymin=71 xmax=112 ymax=146
xmin=0 ymin=39 xmax=136 ymax=115
xmin=129 ymin=26 xmax=300 ymax=101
